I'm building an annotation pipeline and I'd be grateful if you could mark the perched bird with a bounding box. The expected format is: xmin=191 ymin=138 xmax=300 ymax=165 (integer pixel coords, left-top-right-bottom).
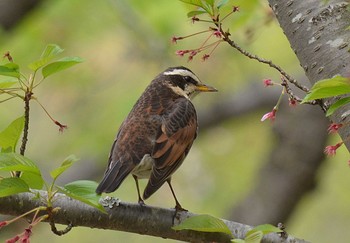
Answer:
xmin=96 ymin=66 xmax=217 ymax=210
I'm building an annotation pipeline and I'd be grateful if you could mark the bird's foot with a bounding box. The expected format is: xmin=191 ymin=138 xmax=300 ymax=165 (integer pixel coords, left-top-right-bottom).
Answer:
xmin=138 ymin=199 xmax=146 ymax=207
xmin=175 ymin=204 xmax=187 ymax=212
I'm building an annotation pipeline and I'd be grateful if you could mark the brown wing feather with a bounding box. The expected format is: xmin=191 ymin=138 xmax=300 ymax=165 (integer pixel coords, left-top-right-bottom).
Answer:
xmin=143 ymin=98 xmax=197 ymax=199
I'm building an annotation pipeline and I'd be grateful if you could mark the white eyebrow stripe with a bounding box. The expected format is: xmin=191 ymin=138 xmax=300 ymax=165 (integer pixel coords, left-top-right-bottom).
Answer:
xmin=163 ymin=69 xmax=200 ymax=83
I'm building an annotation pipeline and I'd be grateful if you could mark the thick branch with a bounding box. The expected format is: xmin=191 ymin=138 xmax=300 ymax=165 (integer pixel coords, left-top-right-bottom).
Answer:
xmin=0 ymin=191 xmax=308 ymax=243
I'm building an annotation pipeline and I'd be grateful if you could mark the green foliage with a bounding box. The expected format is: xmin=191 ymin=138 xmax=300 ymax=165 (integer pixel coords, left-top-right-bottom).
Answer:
xmin=173 ymin=214 xmax=281 ymax=242
xmin=302 ymin=76 xmax=350 ymax=116
xmin=0 ymin=116 xmax=24 ymax=152
xmin=232 ymin=224 xmax=282 ymax=243
xmin=28 ymin=44 xmax=64 ymax=71
xmin=179 ymin=0 xmax=219 ymax=17
xmin=0 ymin=152 xmax=44 ymax=189
xmin=50 ymin=154 xmax=79 ymax=181
xmin=0 ymin=63 xmax=20 ymax=78
xmin=173 ymin=214 xmax=232 ymax=234
xmin=58 ymin=180 xmax=106 ymax=213
xmin=302 ymin=76 xmax=350 ymax=101
xmin=42 ymin=56 xmax=83 ymax=78
xmin=247 ymin=224 xmax=282 ymax=235
xmin=326 ymin=97 xmax=350 ymax=116
xmin=0 ymin=177 xmax=30 ymax=197
xmin=0 ymin=45 xmax=103 ymax=213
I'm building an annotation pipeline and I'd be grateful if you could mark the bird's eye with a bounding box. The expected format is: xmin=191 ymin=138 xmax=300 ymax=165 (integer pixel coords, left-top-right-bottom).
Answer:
xmin=184 ymin=76 xmax=195 ymax=84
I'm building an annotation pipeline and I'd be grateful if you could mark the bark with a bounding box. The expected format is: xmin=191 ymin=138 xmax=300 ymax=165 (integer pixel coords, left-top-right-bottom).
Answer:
xmin=0 ymin=191 xmax=308 ymax=243
xmin=268 ymin=0 xmax=350 ymax=149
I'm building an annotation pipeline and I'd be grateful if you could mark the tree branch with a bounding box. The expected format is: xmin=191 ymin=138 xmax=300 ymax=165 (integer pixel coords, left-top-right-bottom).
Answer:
xmin=0 ymin=191 xmax=308 ymax=243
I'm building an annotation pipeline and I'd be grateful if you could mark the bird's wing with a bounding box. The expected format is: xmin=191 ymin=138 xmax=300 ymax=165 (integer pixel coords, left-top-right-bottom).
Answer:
xmin=143 ymin=98 xmax=197 ymax=199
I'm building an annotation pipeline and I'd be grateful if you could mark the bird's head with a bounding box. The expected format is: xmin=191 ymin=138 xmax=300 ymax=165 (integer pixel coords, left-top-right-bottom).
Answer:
xmin=160 ymin=66 xmax=217 ymax=99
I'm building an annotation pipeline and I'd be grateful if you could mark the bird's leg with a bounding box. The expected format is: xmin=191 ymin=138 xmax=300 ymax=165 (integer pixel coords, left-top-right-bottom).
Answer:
xmin=132 ymin=175 xmax=145 ymax=205
xmin=166 ymin=178 xmax=187 ymax=212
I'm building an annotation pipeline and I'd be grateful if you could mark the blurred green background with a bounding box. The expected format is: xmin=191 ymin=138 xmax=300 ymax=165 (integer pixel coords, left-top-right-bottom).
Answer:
xmin=0 ymin=0 xmax=349 ymax=242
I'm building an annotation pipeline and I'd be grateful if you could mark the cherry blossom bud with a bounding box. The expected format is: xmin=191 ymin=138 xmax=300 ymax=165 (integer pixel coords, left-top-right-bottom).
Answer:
xmin=261 ymin=108 xmax=277 ymax=122
xmin=324 ymin=142 xmax=343 ymax=156
xmin=327 ymin=123 xmax=343 ymax=134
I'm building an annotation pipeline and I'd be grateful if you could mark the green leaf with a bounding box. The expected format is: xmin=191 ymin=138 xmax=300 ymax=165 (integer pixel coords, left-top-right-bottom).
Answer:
xmin=58 ymin=180 xmax=106 ymax=213
xmin=0 ymin=116 xmax=24 ymax=152
xmin=42 ymin=57 xmax=83 ymax=78
xmin=247 ymin=224 xmax=282 ymax=235
xmin=28 ymin=44 xmax=64 ymax=71
xmin=0 ymin=63 xmax=20 ymax=78
xmin=0 ymin=78 xmax=18 ymax=88
xmin=50 ymin=155 xmax=79 ymax=180
xmin=302 ymin=76 xmax=350 ymax=102
xmin=0 ymin=152 xmax=44 ymax=189
xmin=40 ymin=44 xmax=64 ymax=59
xmin=179 ymin=0 xmax=213 ymax=14
xmin=0 ymin=152 xmax=42 ymax=175
xmin=172 ymin=214 xmax=232 ymax=235
xmin=231 ymin=240 xmax=246 ymax=243
xmin=179 ymin=0 xmax=205 ymax=8
xmin=326 ymin=97 xmax=350 ymax=116
xmin=0 ymin=177 xmax=30 ymax=197
xmin=20 ymin=171 xmax=44 ymax=189
xmin=187 ymin=10 xmax=207 ymax=17
xmin=245 ymin=231 xmax=263 ymax=243
xmin=217 ymin=0 xmax=229 ymax=9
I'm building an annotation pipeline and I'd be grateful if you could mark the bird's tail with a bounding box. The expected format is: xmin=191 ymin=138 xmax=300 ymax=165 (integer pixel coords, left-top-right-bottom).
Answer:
xmin=96 ymin=162 xmax=132 ymax=194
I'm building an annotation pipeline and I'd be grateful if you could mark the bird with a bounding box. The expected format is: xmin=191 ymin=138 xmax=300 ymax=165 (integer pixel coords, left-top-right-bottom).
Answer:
xmin=95 ymin=66 xmax=217 ymax=210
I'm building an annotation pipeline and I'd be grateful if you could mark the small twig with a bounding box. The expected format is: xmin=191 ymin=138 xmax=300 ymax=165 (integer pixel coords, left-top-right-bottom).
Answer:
xmin=47 ymin=207 xmax=73 ymax=236
xmin=49 ymin=221 xmax=73 ymax=236
xmin=19 ymin=90 xmax=32 ymax=156
xmin=216 ymin=22 xmax=310 ymax=93
xmin=17 ymin=89 xmax=32 ymax=177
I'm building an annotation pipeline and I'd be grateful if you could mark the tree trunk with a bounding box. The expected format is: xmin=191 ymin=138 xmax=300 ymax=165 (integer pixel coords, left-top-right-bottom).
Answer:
xmin=268 ymin=0 xmax=350 ymax=149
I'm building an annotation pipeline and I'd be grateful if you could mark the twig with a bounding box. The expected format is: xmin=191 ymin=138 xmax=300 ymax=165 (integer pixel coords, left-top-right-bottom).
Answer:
xmin=17 ymin=89 xmax=32 ymax=177
xmin=216 ymin=22 xmax=310 ymax=93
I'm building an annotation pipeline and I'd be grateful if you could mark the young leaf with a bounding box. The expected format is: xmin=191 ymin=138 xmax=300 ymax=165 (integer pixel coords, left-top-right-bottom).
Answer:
xmin=0 ymin=177 xmax=30 ymax=197
xmin=40 ymin=44 xmax=64 ymax=59
xmin=0 ymin=152 xmax=44 ymax=189
xmin=0 ymin=116 xmax=24 ymax=152
xmin=28 ymin=44 xmax=64 ymax=71
xmin=0 ymin=152 xmax=41 ymax=174
xmin=20 ymin=171 xmax=44 ymax=190
xmin=179 ymin=0 xmax=213 ymax=14
xmin=0 ymin=78 xmax=18 ymax=89
xmin=50 ymin=155 xmax=79 ymax=180
xmin=247 ymin=224 xmax=282 ymax=235
xmin=302 ymin=76 xmax=350 ymax=102
xmin=57 ymin=180 xmax=106 ymax=213
xmin=245 ymin=230 xmax=263 ymax=243
xmin=326 ymin=97 xmax=350 ymax=116
xmin=187 ymin=10 xmax=207 ymax=17
xmin=42 ymin=57 xmax=83 ymax=78
xmin=179 ymin=0 xmax=205 ymax=8
xmin=217 ymin=0 xmax=229 ymax=9
xmin=172 ymin=214 xmax=232 ymax=235
xmin=0 ymin=63 xmax=20 ymax=78
xmin=231 ymin=240 xmax=246 ymax=243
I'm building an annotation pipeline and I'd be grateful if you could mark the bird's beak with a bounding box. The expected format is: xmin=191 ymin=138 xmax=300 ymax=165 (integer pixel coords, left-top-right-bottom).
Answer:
xmin=195 ymin=83 xmax=218 ymax=92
